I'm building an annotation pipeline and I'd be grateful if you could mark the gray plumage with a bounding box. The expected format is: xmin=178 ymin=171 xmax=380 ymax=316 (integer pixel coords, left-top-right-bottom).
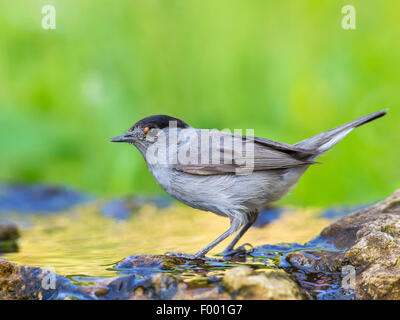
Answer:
xmin=110 ymin=110 xmax=387 ymax=259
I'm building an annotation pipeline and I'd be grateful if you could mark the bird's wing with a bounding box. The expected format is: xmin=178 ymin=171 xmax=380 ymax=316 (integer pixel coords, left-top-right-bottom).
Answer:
xmin=252 ymin=136 xmax=316 ymax=158
xmin=172 ymin=130 xmax=317 ymax=176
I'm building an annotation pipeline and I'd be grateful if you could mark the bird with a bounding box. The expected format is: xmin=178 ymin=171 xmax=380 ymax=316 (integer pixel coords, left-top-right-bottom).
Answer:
xmin=110 ymin=110 xmax=387 ymax=259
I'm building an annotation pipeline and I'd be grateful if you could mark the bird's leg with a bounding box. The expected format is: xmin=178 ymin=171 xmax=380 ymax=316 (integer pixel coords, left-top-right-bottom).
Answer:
xmin=166 ymin=216 xmax=243 ymax=260
xmin=222 ymin=209 xmax=259 ymax=256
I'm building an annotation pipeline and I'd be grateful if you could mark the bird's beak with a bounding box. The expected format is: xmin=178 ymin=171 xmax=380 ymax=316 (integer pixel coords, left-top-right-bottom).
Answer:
xmin=109 ymin=132 xmax=135 ymax=143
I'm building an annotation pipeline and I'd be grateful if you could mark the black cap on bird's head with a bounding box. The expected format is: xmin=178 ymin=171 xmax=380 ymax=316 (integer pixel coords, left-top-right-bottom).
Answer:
xmin=110 ymin=115 xmax=189 ymax=143
xmin=129 ymin=115 xmax=189 ymax=131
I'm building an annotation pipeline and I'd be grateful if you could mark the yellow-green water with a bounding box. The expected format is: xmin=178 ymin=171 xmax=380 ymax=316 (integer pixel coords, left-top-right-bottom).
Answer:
xmin=2 ymin=202 xmax=334 ymax=278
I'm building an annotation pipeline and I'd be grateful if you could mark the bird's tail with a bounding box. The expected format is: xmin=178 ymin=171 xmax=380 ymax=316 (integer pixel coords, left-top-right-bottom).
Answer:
xmin=295 ymin=110 xmax=387 ymax=159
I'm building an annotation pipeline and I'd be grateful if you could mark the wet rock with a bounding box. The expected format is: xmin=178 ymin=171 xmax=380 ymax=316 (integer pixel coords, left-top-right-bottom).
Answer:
xmin=0 ymin=257 xmax=139 ymax=300
xmin=134 ymin=274 xmax=181 ymax=299
xmin=0 ymin=259 xmax=104 ymax=300
xmin=95 ymin=275 xmax=138 ymax=299
xmin=0 ymin=258 xmax=58 ymax=299
xmin=113 ymin=255 xmax=307 ymax=300
xmin=93 ymin=268 xmax=224 ymax=300
xmin=0 ymin=221 xmax=19 ymax=253
xmin=114 ymin=254 xmax=219 ymax=277
xmin=95 ymin=267 xmax=226 ymax=300
xmin=0 ymin=221 xmax=19 ymax=241
xmin=0 ymin=184 xmax=92 ymax=213
xmin=285 ymin=189 xmax=400 ymax=300
xmin=111 ymin=255 xmax=230 ymax=299
xmin=116 ymin=261 xmax=303 ymax=300
xmin=133 ymin=273 xmax=232 ymax=300
xmin=117 ymin=254 xmax=188 ymax=269
xmin=173 ymin=284 xmax=231 ymax=300
xmin=222 ymin=266 xmax=308 ymax=300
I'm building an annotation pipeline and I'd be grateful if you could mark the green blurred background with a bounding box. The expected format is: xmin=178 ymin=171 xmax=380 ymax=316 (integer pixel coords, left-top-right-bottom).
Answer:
xmin=0 ymin=0 xmax=398 ymax=206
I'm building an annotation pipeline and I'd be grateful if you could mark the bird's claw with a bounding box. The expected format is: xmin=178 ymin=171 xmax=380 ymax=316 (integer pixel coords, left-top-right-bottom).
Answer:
xmin=222 ymin=243 xmax=254 ymax=257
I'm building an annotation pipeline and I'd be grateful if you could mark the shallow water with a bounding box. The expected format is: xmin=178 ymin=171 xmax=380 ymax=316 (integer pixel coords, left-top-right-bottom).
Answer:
xmin=1 ymin=202 xmax=334 ymax=276
xmin=0 ymin=184 xmax=355 ymax=299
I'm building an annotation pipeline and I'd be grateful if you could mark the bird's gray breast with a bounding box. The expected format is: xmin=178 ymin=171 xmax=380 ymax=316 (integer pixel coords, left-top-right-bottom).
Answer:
xmin=146 ymin=162 xmax=303 ymax=217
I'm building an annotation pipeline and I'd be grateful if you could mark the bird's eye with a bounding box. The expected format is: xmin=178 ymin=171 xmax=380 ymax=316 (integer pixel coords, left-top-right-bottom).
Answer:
xmin=143 ymin=127 xmax=150 ymax=134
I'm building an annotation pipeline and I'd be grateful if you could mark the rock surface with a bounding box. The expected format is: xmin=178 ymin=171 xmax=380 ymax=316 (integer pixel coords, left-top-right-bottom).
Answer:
xmin=0 ymin=258 xmax=59 ymax=299
xmin=0 ymin=258 xmax=111 ymax=300
xmin=0 ymin=221 xmax=19 ymax=242
xmin=285 ymin=189 xmax=400 ymax=299
xmin=0 ymin=221 xmax=19 ymax=253
xmin=114 ymin=255 xmax=307 ymax=299
xmin=222 ymin=266 xmax=308 ymax=300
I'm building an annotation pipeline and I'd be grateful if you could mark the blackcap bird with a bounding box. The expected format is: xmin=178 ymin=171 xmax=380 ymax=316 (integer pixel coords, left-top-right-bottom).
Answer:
xmin=110 ymin=110 xmax=386 ymax=259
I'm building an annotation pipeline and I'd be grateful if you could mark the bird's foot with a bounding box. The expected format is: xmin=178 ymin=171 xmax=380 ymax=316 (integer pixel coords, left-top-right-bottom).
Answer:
xmin=222 ymin=243 xmax=254 ymax=257
xmin=165 ymin=251 xmax=205 ymax=260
